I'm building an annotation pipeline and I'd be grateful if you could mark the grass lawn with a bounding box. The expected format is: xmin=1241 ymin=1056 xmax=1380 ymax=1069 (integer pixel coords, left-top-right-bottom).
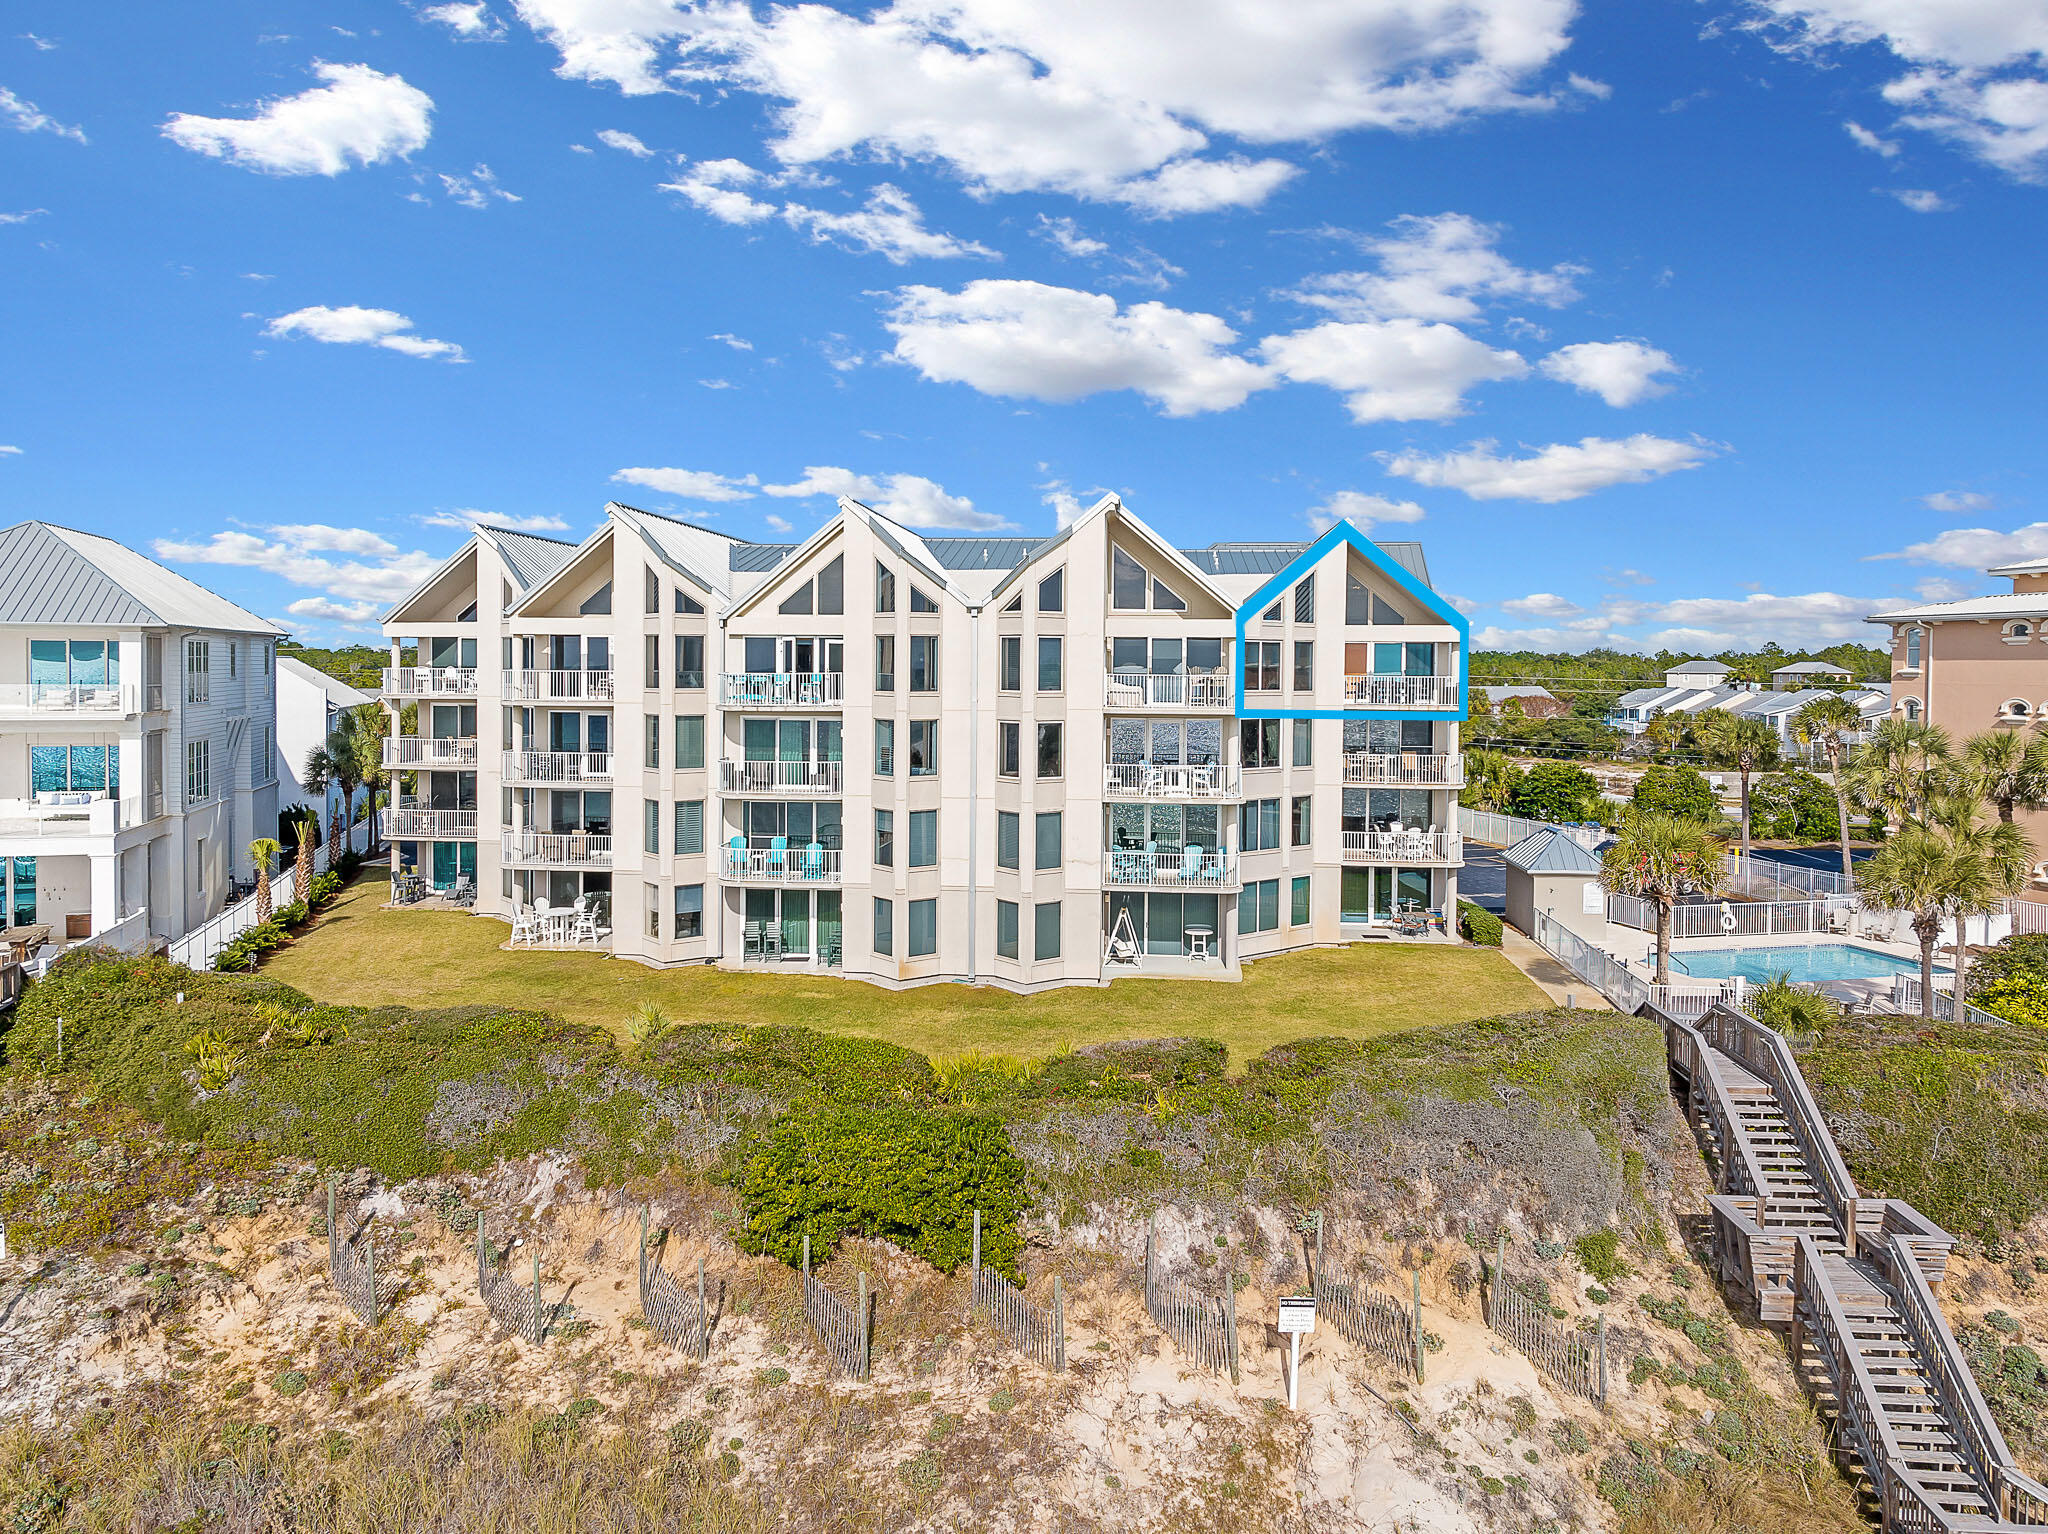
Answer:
xmin=261 ymin=873 xmax=1549 ymax=1066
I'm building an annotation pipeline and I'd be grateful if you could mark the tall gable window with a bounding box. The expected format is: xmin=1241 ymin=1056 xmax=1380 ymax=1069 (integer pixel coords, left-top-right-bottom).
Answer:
xmin=1346 ymin=573 xmax=1406 ymax=625
xmin=910 ymin=585 xmax=939 ymax=613
xmin=1112 ymin=545 xmax=1185 ymax=611
xmin=1293 ymin=576 xmax=1315 ymax=623
xmin=1038 ymin=569 xmax=1064 ymax=613
xmin=579 ymin=581 xmax=612 ymax=616
xmin=876 ymin=561 xmax=896 ymax=613
xmin=675 ymin=587 xmax=704 ymax=615
xmin=778 ymin=554 xmax=844 ymax=617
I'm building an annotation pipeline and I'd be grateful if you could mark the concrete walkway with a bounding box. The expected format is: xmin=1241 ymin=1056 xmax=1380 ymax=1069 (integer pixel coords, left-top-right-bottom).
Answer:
xmin=1499 ymin=928 xmax=1612 ymax=1010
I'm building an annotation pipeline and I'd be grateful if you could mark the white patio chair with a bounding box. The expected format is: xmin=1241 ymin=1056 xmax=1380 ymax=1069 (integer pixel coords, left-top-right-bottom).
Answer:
xmin=509 ymin=905 xmax=542 ymax=946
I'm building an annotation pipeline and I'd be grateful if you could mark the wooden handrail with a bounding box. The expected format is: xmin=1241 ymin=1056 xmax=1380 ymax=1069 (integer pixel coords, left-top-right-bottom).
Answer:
xmin=1701 ymin=1004 xmax=1862 ymax=1236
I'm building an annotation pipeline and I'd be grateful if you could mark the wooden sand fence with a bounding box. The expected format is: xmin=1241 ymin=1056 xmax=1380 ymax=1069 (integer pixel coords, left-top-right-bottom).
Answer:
xmin=801 ymin=1234 xmax=873 ymax=1381
xmin=967 ymin=1210 xmax=1064 ymax=1371
xmin=1307 ymin=1216 xmax=1424 ymax=1380
xmin=638 ymin=1206 xmax=713 ymax=1359
xmin=476 ymin=1217 xmax=551 ymax=1344
xmin=1485 ymin=1233 xmax=1606 ymax=1403
xmin=325 ymin=1176 xmax=379 ymax=1325
xmin=1144 ymin=1214 xmax=1238 ymax=1382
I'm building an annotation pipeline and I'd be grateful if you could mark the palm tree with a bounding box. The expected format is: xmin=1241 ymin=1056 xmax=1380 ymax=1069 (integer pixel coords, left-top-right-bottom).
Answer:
xmin=1844 ymin=718 xmax=1955 ymax=833
xmin=1599 ymin=813 xmax=1726 ymax=984
xmin=302 ymin=719 xmax=366 ymax=863
xmin=1642 ymin=712 xmax=1691 ymax=758
xmin=1459 ymin=748 xmax=1519 ymax=813
xmin=1857 ymin=816 xmax=2030 ymax=1017
xmin=1695 ymin=710 xmax=1781 ymax=868
xmin=1791 ymin=694 xmax=1864 ymax=883
xmin=1962 ymin=729 xmax=2048 ymax=825
xmin=248 ymin=837 xmax=281 ymax=923
xmin=346 ymin=705 xmax=389 ymax=847
xmin=292 ymin=809 xmax=318 ymax=904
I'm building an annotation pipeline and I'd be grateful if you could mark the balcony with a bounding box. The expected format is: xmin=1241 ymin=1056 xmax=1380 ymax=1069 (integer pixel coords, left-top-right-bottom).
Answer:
xmin=502 ymin=669 xmax=615 ymax=702
xmin=0 ymin=795 xmax=143 ymax=838
xmin=501 ymin=830 xmax=612 ymax=867
xmin=1342 ymin=829 xmax=1462 ymax=866
xmin=503 ymin=750 xmax=613 ymax=784
xmin=1103 ymin=669 xmax=1231 ymax=710
xmin=383 ymin=666 xmax=479 ymax=698
xmin=385 ymin=735 xmax=479 ymax=768
xmin=1342 ymin=752 xmax=1464 ymax=788
xmin=722 ymin=843 xmax=844 ymax=884
xmin=1103 ymin=847 xmax=1239 ymax=890
xmin=0 ymin=683 xmax=139 ymax=719
xmin=719 ymin=758 xmax=845 ymax=794
xmin=1102 ymin=762 xmax=1241 ymax=800
xmin=719 ymin=673 xmax=844 ymax=709
xmin=387 ymin=802 xmax=479 ymax=839
xmin=1341 ymin=674 xmax=1459 ymax=710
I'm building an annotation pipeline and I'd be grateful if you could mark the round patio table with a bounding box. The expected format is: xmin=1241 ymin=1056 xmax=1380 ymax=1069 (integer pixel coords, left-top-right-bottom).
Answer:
xmin=1185 ymin=926 xmax=1214 ymax=960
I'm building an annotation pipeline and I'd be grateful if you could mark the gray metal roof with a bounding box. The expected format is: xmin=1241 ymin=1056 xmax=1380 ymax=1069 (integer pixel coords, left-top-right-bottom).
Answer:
xmin=0 ymin=520 xmax=278 ymax=631
xmin=730 ymin=542 xmax=796 ymax=573
xmin=1504 ymin=826 xmax=1605 ymax=875
xmin=491 ymin=530 xmax=578 ymax=591
xmin=1667 ymin=659 xmax=1732 ymax=674
xmin=1179 ymin=539 xmax=1432 ymax=587
xmin=1772 ymin=660 xmax=1850 ymax=675
xmin=919 ymin=536 xmax=1050 ymax=570
xmin=0 ymin=522 xmax=163 ymax=624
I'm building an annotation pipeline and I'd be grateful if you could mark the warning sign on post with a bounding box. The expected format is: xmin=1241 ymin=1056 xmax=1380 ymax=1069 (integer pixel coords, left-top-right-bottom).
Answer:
xmin=1277 ymin=1296 xmax=1316 ymax=1334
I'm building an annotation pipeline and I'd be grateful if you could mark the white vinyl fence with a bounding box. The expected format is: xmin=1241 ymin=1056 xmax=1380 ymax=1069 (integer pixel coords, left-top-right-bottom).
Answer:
xmin=165 ymin=821 xmax=377 ymax=972
xmin=1605 ymin=896 xmax=1849 ymax=940
xmin=1458 ymin=807 xmax=1608 ymax=852
xmin=2006 ymin=898 xmax=2048 ymax=936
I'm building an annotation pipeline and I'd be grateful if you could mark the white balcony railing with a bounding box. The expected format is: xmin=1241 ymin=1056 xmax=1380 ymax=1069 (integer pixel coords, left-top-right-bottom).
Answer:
xmin=501 ymin=830 xmax=613 ymax=867
xmin=1341 ymin=674 xmax=1459 ymax=710
xmin=382 ymin=666 xmax=479 ymax=697
xmin=719 ymin=673 xmax=845 ymax=708
xmin=1102 ymin=762 xmax=1241 ymax=799
xmin=0 ymin=795 xmax=140 ymax=837
xmin=388 ymin=803 xmax=479 ymax=839
xmin=1103 ymin=669 xmax=1232 ymax=709
xmin=1342 ymin=752 xmax=1464 ymax=787
xmin=0 ymin=683 xmax=139 ymax=716
xmin=721 ymin=844 xmax=844 ymax=883
xmin=719 ymin=758 xmax=845 ymax=794
xmin=1103 ymin=847 xmax=1239 ymax=889
xmin=1342 ymin=829 xmax=1462 ymax=865
xmin=502 ymin=750 xmax=613 ymax=784
xmin=385 ymin=735 xmax=479 ymax=768
xmin=501 ymin=669 xmax=615 ymax=702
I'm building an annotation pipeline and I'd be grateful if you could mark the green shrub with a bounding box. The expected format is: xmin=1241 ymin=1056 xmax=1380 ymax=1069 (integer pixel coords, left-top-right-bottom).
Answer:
xmin=1966 ymin=934 xmax=2048 ymax=1000
xmin=1457 ymin=901 xmax=1503 ymax=947
xmin=1749 ymin=974 xmax=1838 ymax=1037
xmin=309 ymin=872 xmax=343 ymax=907
xmin=1574 ymin=1228 xmax=1627 ymax=1284
xmin=274 ymin=1369 xmax=308 ymax=1397
xmin=732 ymin=1104 xmax=1029 ymax=1278
xmin=1631 ymin=764 xmax=1717 ymax=823
xmin=1509 ymin=762 xmax=1600 ymax=824
xmin=1979 ymin=975 xmax=2048 ymax=1028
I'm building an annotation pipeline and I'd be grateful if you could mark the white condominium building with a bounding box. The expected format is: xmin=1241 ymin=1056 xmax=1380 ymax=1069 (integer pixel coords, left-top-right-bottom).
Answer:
xmin=0 ymin=520 xmax=283 ymax=952
xmin=379 ymin=494 xmax=1468 ymax=990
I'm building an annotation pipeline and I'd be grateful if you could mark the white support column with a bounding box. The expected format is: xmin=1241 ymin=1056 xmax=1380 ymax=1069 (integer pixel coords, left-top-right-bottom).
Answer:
xmin=89 ymin=852 xmax=119 ymax=936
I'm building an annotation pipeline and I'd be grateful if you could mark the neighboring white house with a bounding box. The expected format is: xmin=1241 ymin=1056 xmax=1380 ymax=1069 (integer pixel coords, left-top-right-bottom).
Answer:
xmin=378 ymin=496 xmax=1471 ymax=990
xmin=275 ymin=654 xmax=374 ymax=840
xmin=0 ymin=521 xmax=282 ymax=952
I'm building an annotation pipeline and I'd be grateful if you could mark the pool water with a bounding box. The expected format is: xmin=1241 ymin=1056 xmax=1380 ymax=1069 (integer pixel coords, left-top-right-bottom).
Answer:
xmin=1670 ymin=943 xmax=1945 ymax=985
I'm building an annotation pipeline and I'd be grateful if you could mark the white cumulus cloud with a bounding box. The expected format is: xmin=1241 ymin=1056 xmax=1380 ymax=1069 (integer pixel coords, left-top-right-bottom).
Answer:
xmin=1 ymin=85 xmax=86 ymax=142
xmin=512 ymin=0 xmax=1576 ymax=211
xmin=287 ymin=596 xmax=384 ymax=623
xmin=154 ymin=524 xmax=443 ymax=605
xmin=438 ymin=163 xmax=520 ymax=207
xmin=420 ymin=507 xmax=572 ymax=532
xmin=1877 ymin=521 xmax=2048 ymax=568
xmin=1381 ymin=434 xmax=1720 ymax=502
xmin=418 ymin=2 xmax=504 ymax=38
xmin=1751 ymin=1 xmax=2048 ymax=179
xmin=1924 ymin=488 xmax=1994 ymax=512
xmin=885 ymin=279 xmax=1273 ymax=416
xmin=663 ymin=160 xmax=992 ymax=262
xmin=265 ymin=305 xmax=466 ymax=361
xmin=1261 ymin=317 xmax=1526 ymax=422
xmin=596 ymin=127 xmax=652 ymax=155
xmin=1538 ymin=339 xmax=1680 ymax=406
xmin=162 ymin=62 xmax=432 ymax=175
xmin=611 ymin=466 xmax=761 ymax=502
xmin=1305 ymin=489 xmax=1428 ymax=535
xmin=1846 ymin=118 xmax=1900 ymax=155
xmin=1500 ymin=592 xmax=1585 ymax=618
xmin=1890 ymin=186 xmax=1952 ymax=210
xmin=761 ymin=466 xmax=1011 ymax=530
xmin=1290 ymin=212 xmax=1582 ymax=323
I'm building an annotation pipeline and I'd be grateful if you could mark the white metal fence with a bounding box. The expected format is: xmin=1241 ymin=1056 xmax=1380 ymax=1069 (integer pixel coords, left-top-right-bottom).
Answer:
xmin=1604 ymin=895 xmax=1845 ymax=940
xmin=1457 ymin=807 xmax=1608 ymax=852
xmin=2006 ymin=898 xmax=2048 ymax=936
xmin=1532 ymin=910 xmax=1746 ymax=1018
xmin=1891 ymin=974 xmax=2009 ymax=1029
xmin=1722 ymin=852 xmax=1856 ymax=899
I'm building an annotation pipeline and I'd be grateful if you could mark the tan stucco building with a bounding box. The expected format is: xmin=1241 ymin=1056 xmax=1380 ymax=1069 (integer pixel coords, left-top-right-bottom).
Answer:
xmin=1870 ymin=554 xmax=2048 ymax=878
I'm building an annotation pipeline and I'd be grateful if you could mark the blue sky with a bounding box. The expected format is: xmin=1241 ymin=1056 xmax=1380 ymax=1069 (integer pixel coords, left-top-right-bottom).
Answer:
xmin=4 ymin=0 xmax=2046 ymax=653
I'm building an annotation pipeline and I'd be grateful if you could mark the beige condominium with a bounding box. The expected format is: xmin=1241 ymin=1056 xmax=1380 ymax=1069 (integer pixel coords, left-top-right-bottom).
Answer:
xmin=1871 ymin=552 xmax=2048 ymax=883
xmin=379 ymin=493 xmax=1469 ymax=990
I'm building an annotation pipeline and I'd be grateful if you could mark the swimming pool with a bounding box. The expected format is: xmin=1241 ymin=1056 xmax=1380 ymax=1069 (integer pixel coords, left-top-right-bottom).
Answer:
xmin=1669 ymin=943 xmax=1944 ymax=985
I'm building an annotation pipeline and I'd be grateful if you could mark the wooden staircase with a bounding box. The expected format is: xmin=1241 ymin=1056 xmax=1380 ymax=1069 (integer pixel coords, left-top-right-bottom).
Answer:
xmin=1658 ymin=1001 xmax=2048 ymax=1531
